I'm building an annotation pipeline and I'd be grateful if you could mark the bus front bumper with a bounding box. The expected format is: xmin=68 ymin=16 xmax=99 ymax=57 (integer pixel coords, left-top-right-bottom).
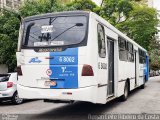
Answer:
xmin=17 ymin=84 xmax=98 ymax=103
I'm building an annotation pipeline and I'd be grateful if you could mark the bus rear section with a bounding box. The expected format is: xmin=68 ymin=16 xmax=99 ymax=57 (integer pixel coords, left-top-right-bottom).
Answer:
xmin=16 ymin=12 xmax=100 ymax=104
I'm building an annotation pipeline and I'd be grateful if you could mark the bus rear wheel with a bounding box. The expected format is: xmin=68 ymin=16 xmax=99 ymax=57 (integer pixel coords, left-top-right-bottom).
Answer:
xmin=120 ymin=82 xmax=129 ymax=101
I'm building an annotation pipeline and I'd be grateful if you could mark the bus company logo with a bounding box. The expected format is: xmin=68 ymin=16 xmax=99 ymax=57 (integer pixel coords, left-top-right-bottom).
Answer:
xmin=29 ymin=57 xmax=42 ymax=63
xmin=46 ymin=69 xmax=52 ymax=76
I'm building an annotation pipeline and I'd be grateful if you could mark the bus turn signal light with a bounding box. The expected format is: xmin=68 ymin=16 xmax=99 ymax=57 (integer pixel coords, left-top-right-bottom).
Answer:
xmin=82 ymin=64 xmax=94 ymax=76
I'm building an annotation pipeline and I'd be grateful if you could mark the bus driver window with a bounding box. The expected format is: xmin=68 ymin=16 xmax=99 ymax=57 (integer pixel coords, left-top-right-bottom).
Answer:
xmin=97 ymin=24 xmax=106 ymax=58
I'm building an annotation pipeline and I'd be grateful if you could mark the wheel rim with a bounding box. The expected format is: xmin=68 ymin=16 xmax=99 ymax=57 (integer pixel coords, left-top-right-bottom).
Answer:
xmin=15 ymin=94 xmax=23 ymax=104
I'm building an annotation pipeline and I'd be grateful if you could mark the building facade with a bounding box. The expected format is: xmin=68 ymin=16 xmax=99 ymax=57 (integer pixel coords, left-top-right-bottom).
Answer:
xmin=92 ymin=0 xmax=102 ymax=6
xmin=148 ymin=0 xmax=160 ymax=42
xmin=0 ymin=0 xmax=23 ymax=10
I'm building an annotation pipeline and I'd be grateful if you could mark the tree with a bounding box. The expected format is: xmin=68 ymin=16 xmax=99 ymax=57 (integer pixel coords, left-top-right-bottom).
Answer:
xmin=66 ymin=0 xmax=99 ymax=12
xmin=19 ymin=0 xmax=66 ymax=17
xmin=0 ymin=0 xmax=67 ymax=71
xmin=67 ymin=0 xmax=158 ymax=51
xmin=0 ymin=0 xmax=158 ymax=71
xmin=100 ymin=0 xmax=133 ymax=25
xmin=116 ymin=3 xmax=158 ymax=50
xmin=99 ymin=0 xmax=159 ymax=69
xmin=0 ymin=11 xmax=20 ymax=71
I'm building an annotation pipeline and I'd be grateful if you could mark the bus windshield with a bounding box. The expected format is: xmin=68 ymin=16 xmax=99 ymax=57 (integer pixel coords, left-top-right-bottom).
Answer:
xmin=23 ymin=16 xmax=88 ymax=47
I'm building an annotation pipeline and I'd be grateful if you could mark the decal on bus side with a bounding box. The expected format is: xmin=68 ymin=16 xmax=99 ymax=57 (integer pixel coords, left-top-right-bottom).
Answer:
xmin=29 ymin=57 xmax=42 ymax=63
xmin=98 ymin=62 xmax=107 ymax=69
xmin=49 ymin=48 xmax=78 ymax=89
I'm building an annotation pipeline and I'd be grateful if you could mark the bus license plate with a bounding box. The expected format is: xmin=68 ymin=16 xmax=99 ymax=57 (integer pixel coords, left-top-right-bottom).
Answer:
xmin=44 ymin=81 xmax=57 ymax=87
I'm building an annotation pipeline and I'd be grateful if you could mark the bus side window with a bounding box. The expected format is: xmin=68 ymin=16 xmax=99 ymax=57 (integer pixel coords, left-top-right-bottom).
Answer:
xmin=118 ymin=37 xmax=127 ymax=61
xmin=127 ymin=42 xmax=134 ymax=62
xmin=138 ymin=49 xmax=146 ymax=64
xmin=97 ymin=24 xmax=106 ymax=58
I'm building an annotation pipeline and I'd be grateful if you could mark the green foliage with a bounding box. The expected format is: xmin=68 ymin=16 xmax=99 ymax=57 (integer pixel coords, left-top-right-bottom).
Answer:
xmin=148 ymin=37 xmax=160 ymax=70
xmin=19 ymin=0 xmax=66 ymax=17
xmin=0 ymin=0 xmax=159 ymax=71
xmin=149 ymin=48 xmax=160 ymax=70
xmin=66 ymin=0 xmax=99 ymax=12
xmin=100 ymin=0 xmax=133 ymax=25
xmin=67 ymin=0 xmax=158 ymax=51
xmin=0 ymin=0 xmax=67 ymax=71
xmin=0 ymin=11 xmax=20 ymax=71
xmin=116 ymin=4 xmax=158 ymax=50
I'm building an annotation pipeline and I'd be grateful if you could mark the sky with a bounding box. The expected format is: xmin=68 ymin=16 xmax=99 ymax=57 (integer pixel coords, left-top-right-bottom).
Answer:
xmin=92 ymin=0 xmax=102 ymax=6
xmin=153 ymin=0 xmax=160 ymax=10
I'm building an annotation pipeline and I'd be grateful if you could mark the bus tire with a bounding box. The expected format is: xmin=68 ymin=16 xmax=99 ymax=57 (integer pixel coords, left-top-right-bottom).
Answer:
xmin=120 ymin=81 xmax=129 ymax=101
xmin=140 ymin=84 xmax=145 ymax=89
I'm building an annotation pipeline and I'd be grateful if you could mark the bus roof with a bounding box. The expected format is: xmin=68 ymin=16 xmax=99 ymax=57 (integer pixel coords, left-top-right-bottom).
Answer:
xmin=23 ymin=11 xmax=90 ymax=22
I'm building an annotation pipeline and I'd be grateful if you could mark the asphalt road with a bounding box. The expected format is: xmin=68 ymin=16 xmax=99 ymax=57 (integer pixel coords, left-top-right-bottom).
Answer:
xmin=0 ymin=76 xmax=160 ymax=120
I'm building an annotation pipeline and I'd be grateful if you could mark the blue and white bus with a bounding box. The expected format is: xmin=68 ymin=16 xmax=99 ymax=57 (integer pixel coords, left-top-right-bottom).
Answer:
xmin=16 ymin=11 xmax=149 ymax=104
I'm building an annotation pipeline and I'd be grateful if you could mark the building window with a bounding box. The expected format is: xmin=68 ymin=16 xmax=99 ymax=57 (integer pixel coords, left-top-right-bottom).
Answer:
xmin=14 ymin=0 xmax=21 ymax=8
xmin=97 ymin=23 xmax=106 ymax=58
xmin=6 ymin=0 xmax=12 ymax=8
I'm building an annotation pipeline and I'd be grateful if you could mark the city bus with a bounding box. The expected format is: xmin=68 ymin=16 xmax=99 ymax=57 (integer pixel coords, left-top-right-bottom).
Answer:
xmin=16 ymin=11 xmax=149 ymax=104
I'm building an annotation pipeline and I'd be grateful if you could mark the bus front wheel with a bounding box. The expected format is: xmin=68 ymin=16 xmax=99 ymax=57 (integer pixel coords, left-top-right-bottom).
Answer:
xmin=120 ymin=82 xmax=129 ymax=101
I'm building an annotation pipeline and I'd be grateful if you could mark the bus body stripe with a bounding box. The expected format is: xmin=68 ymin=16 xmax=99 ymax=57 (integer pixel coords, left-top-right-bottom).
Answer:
xmin=49 ymin=48 xmax=78 ymax=89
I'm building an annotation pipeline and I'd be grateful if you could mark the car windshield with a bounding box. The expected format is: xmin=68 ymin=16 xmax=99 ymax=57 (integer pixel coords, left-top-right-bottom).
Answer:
xmin=0 ymin=74 xmax=10 ymax=82
xmin=23 ymin=16 xmax=88 ymax=47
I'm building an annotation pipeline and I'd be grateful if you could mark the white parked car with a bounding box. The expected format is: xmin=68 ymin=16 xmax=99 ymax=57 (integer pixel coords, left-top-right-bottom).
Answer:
xmin=0 ymin=73 xmax=23 ymax=104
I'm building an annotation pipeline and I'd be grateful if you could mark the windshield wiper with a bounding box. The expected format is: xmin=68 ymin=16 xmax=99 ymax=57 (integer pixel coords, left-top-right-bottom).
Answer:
xmin=51 ymin=23 xmax=83 ymax=41
xmin=24 ymin=22 xmax=35 ymax=45
xmin=25 ymin=17 xmax=57 ymax=45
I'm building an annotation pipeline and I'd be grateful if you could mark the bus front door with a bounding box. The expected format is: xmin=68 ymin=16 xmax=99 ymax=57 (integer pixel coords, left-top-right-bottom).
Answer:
xmin=107 ymin=39 xmax=114 ymax=96
xmin=135 ymin=50 xmax=139 ymax=87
